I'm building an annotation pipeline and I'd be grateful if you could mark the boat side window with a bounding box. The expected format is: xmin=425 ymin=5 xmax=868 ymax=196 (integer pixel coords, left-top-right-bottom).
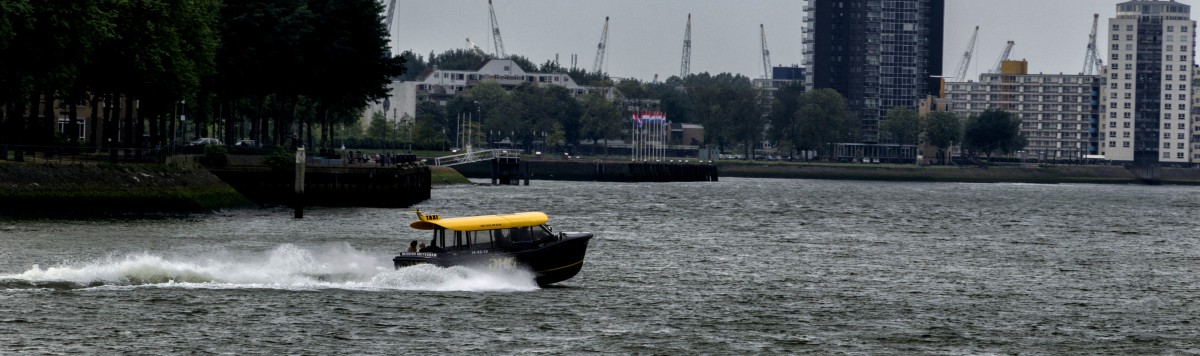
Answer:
xmin=493 ymin=228 xmax=511 ymax=248
xmin=510 ymin=227 xmax=532 ymax=243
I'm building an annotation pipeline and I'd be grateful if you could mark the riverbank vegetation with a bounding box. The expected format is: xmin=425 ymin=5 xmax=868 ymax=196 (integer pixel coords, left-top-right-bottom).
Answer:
xmin=0 ymin=162 xmax=253 ymax=216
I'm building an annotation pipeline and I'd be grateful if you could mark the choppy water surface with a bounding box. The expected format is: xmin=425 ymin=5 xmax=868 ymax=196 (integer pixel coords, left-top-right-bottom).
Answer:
xmin=2 ymin=178 xmax=1199 ymax=353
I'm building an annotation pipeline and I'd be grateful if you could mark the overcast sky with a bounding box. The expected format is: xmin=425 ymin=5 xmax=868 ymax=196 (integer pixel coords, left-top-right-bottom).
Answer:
xmin=388 ymin=0 xmax=1200 ymax=82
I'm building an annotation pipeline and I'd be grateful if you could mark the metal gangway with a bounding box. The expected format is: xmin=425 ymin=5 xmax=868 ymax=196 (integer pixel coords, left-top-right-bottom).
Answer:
xmin=433 ymin=149 xmax=517 ymax=166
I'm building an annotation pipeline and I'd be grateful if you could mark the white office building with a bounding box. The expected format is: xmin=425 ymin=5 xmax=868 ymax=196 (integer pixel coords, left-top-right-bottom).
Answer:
xmin=364 ymin=58 xmax=592 ymax=124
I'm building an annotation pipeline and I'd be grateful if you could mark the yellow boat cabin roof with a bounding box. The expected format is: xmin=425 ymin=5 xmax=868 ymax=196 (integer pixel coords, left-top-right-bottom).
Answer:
xmin=409 ymin=211 xmax=549 ymax=231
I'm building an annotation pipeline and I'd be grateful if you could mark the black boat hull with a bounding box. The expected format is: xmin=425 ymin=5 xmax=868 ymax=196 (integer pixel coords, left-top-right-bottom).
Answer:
xmin=393 ymin=233 xmax=593 ymax=286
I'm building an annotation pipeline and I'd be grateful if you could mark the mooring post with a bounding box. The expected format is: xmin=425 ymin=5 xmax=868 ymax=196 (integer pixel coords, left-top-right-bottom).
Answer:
xmin=294 ymin=146 xmax=305 ymax=219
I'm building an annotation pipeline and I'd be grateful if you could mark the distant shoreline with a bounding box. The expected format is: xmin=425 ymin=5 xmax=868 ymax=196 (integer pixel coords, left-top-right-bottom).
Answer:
xmin=716 ymin=161 xmax=1200 ymax=185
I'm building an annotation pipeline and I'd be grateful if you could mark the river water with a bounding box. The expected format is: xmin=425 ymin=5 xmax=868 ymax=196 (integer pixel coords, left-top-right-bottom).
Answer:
xmin=1 ymin=178 xmax=1199 ymax=353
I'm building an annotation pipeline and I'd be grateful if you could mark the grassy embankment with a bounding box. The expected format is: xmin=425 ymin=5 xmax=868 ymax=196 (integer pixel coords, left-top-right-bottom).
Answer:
xmin=0 ymin=162 xmax=255 ymax=216
xmin=429 ymin=165 xmax=470 ymax=185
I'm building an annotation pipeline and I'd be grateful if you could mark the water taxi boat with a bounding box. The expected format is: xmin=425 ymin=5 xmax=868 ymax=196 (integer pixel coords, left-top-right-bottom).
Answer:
xmin=394 ymin=211 xmax=593 ymax=286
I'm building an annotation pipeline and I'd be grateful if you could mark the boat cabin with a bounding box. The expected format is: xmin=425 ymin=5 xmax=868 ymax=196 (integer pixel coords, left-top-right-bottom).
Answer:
xmin=410 ymin=211 xmax=558 ymax=252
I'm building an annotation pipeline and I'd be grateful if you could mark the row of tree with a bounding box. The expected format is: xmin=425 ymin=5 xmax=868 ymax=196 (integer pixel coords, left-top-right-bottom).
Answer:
xmin=381 ymin=58 xmax=1026 ymax=161
xmin=891 ymin=107 xmax=1027 ymax=164
xmin=0 ymin=0 xmax=402 ymax=150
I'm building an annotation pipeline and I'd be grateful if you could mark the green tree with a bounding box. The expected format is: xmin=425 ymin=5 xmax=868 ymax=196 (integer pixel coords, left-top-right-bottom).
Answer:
xmin=303 ymin=0 xmax=404 ymax=149
xmin=922 ymin=111 xmax=963 ymax=165
xmin=795 ymin=89 xmax=854 ymax=157
xmin=882 ymin=107 xmax=920 ymax=145
xmin=579 ymin=91 xmax=623 ymax=155
xmin=768 ymin=83 xmax=807 ymax=156
xmin=366 ymin=111 xmax=391 ymax=142
xmin=962 ymin=109 xmax=1027 ymax=159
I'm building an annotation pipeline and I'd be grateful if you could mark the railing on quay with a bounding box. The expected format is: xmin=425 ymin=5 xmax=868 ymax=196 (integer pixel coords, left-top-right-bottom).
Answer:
xmin=433 ymin=149 xmax=518 ymax=166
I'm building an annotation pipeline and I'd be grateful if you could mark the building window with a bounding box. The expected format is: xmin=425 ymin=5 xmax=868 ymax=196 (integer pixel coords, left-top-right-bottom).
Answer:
xmin=1124 ymin=122 xmax=1131 ymax=128
xmin=1179 ymin=152 xmax=1186 ymax=159
xmin=1123 ymin=141 xmax=1130 ymax=147
xmin=1168 ymin=26 xmax=1175 ymax=32
xmin=1110 ymin=141 xmax=1116 ymax=147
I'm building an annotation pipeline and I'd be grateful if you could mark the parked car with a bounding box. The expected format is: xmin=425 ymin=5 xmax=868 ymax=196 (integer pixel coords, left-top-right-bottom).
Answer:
xmin=234 ymin=139 xmax=257 ymax=147
xmin=188 ymin=138 xmax=223 ymax=146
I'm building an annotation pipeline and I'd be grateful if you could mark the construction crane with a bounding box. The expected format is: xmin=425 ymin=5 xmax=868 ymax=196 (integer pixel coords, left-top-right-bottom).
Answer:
xmin=760 ymin=24 xmax=772 ymax=80
xmin=990 ymin=41 xmax=1015 ymax=74
xmin=1083 ymin=13 xmax=1103 ymax=76
xmin=488 ymin=0 xmax=507 ymax=58
xmin=384 ymin=0 xmax=398 ymax=33
xmin=680 ymin=14 xmax=692 ymax=78
xmin=952 ymin=26 xmax=979 ymax=82
xmin=466 ymin=38 xmax=487 ymax=58
xmin=383 ymin=0 xmax=398 ymax=55
xmin=593 ymin=17 xmax=610 ymax=74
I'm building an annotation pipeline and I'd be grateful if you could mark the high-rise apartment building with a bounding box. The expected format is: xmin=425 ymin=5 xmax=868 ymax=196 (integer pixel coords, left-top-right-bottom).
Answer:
xmin=945 ymin=60 xmax=1102 ymax=160
xmin=803 ymin=0 xmax=945 ymax=142
xmin=1102 ymin=0 xmax=1195 ymax=163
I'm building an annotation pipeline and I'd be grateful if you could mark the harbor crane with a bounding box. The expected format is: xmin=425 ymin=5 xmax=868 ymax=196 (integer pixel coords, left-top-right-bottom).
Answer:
xmin=990 ymin=41 xmax=1015 ymax=74
xmin=488 ymin=0 xmax=507 ymax=58
xmin=952 ymin=26 xmax=979 ymax=81
xmin=593 ymin=17 xmax=610 ymax=74
xmin=760 ymin=24 xmax=772 ymax=80
xmin=680 ymin=14 xmax=692 ymax=78
xmin=383 ymin=0 xmax=398 ymax=55
xmin=1083 ymin=13 xmax=1103 ymax=76
xmin=466 ymin=38 xmax=487 ymax=58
